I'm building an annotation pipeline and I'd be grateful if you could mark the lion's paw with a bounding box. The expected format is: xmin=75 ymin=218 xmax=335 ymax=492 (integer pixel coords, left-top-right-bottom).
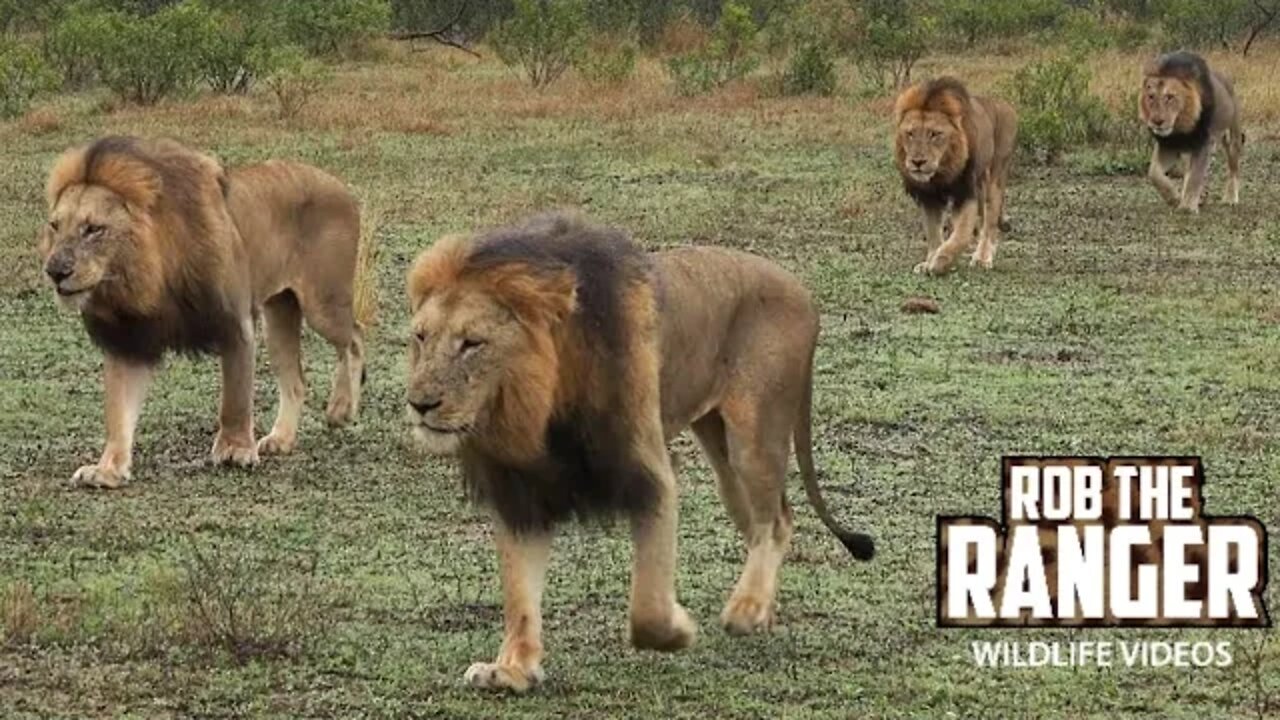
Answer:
xmin=721 ymin=594 xmax=776 ymax=636
xmin=463 ymin=662 xmax=543 ymax=693
xmin=211 ymin=436 xmax=259 ymax=467
xmin=325 ymin=395 xmax=356 ymax=427
xmin=915 ymin=257 xmax=952 ymax=276
xmin=631 ymin=603 xmax=698 ymax=652
xmin=969 ymin=254 xmax=993 ymax=270
xmin=70 ymin=464 xmax=129 ymax=490
xmin=256 ymin=432 xmax=296 ymax=457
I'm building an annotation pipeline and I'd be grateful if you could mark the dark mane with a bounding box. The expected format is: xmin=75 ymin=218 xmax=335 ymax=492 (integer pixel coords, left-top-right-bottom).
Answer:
xmin=1150 ymin=51 xmax=1216 ymax=152
xmin=78 ymin=136 xmax=238 ymax=362
xmin=461 ymin=213 xmax=660 ymax=533
xmin=919 ymin=76 xmax=971 ymax=107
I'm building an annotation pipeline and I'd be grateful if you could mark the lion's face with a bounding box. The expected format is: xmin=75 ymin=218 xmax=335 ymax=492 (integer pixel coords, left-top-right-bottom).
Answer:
xmin=896 ymin=110 xmax=961 ymax=184
xmin=406 ymin=287 xmax=531 ymax=456
xmin=1141 ymin=77 xmax=1194 ymax=137
xmin=38 ymin=184 xmax=136 ymax=311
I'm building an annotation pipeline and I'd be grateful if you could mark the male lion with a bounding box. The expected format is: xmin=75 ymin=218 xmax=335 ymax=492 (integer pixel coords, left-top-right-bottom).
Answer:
xmin=405 ymin=213 xmax=875 ymax=692
xmin=38 ymin=136 xmax=365 ymax=488
xmin=1140 ymin=51 xmax=1243 ymax=212
xmin=894 ymin=77 xmax=1017 ymax=275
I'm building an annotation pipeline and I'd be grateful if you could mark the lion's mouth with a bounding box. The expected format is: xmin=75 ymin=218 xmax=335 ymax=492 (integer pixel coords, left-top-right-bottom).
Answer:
xmin=1149 ymin=125 xmax=1173 ymax=137
xmin=422 ymin=423 xmax=463 ymax=435
xmin=55 ymin=284 xmax=93 ymax=297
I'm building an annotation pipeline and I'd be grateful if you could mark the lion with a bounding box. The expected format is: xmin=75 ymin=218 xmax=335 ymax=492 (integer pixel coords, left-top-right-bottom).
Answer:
xmin=38 ymin=136 xmax=365 ymax=489
xmin=1140 ymin=51 xmax=1243 ymax=212
xmin=894 ymin=77 xmax=1017 ymax=275
xmin=405 ymin=212 xmax=875 ymax=692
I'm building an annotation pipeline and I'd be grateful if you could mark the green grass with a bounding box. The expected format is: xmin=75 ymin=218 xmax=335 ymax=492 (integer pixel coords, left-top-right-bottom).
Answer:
xmin=0 ymin=51 xmax=1278 ymax=719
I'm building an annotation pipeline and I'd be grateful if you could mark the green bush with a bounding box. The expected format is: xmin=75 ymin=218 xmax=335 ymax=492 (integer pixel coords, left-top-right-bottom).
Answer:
xmin=492 ymin=0 xmax=588 ymax=88
xmin=94 ymin=2 xmax=219 ymax=105
xmin=1006 ymin=55 xmax=1110 ymax=163
xmin=576 ymin=38 xmax=637 ymax=84
xmin=42 ymin=1 xmax=113 ymax=89
xmin=1056 ymin=7 xmax=1151 ymax=52
xmin=938 ymin=0 xmax=1064 ymax=48
xmin=197 ymin=5 xmax=284 ymax=94
xmin=275 ymin=0 xmax=391 ymax=57
xmin=0 ymin=39 xmax=56 ymax=118
xmin=853 ymin=0 xmax=935 ymax=91
xmin=263 ymin=45 xmax=332 ymax=119
xmin=782 ymin=41 xmax=836 ymax=96
xmin=666 ymin=1 xmax=760 ymax=95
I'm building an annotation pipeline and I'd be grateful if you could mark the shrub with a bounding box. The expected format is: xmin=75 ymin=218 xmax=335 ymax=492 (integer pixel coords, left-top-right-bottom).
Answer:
xmin=576 ymin=37 xmax=637 ymax=84
xmin=0 ymin=39 xmax=56 ymax=119
xmin=666 ymin=1 xmax=760 ymax=95
xmin=1056 ymin=7 xmax=1151 ymax=52
xmin=782 ymin=41 xmax=836 ymax=96
xmin=275 ymin=0 xmax=391 ymax=57
xmin=938 ymin=0 xmax=1064 ymax=48
xmin=492 ymin=0 xmax=589 ymax=89
xmin=95 ymin=2 xmax=219 ymax=105
xmin=197 ymin=5 xmax=284 ymax=94
xmin=1006 ymin=55 xmax=1110 ymax=163
xmin=263 ymin=45 xmax=332 ymax=119
xmin=853 ymin=0 xmax=935 ymax=91
xmin=42 ymin=1 xmax=112 ymax=89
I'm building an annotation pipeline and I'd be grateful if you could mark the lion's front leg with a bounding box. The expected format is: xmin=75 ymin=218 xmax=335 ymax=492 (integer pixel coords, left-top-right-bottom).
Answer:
xmin=72 ymin=356 xmax=153 ymax=489
xmin=1148 ymin=145 xmax=1181 ymax=207
xmin=918 ymin=198 xmax=978 ymax=276
xmin=912 ymin=204 xmax=944 ymax=274
xmin=211 ymin=318 xmax=259 ymax=467
xmin=1180 ymin=142 xmax=1214 ymax=214
xmin=465 ymin=523 xmax=551 ymax=693
xmin=628 ymin=435 xmax=698 ymax=652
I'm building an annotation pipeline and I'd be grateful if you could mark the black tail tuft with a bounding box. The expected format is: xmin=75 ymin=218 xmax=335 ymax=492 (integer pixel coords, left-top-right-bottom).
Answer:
xmin=838 ymin=531 xmax=875 ymax=561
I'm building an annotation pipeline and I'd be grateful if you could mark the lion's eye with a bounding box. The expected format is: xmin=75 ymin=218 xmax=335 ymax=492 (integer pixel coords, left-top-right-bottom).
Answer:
xmin=81 ymin=224 xmax=104 ymax=238
xmin=49 ymin=220 xmax=59 ymax=231
xmin=929 ymin=130 xmax=942 ymax=140
xmin=460 ymin=338 xmax=486 ymax=355
xmin=414 ymin=331 xmax=426 ymax=343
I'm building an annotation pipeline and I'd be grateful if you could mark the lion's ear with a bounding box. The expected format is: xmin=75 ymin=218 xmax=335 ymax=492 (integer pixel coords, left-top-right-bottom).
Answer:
xmin=893 ymin=83 xmax=924 ymax=122
xmin=407 ymin=233 xmax=472 ymax=310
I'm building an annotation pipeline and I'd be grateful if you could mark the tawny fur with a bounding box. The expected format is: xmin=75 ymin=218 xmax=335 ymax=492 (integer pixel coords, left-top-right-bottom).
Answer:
xmin=404 ymin=213 xmax=873 ymax=693
xmin=38 ymin=136 xmax=365 ymax=489
xmin=893 ymin=77 xmax=1017 ymax=275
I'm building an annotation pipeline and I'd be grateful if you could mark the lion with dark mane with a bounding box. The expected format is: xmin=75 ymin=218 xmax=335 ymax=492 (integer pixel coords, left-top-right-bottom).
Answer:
xmin=894 ymin=76 xmax=1017 ymax=275
xmin=405 ymin=212 xmax=874 ymax=692
xmin=1140 ymin=51 xmax=1243 ymax=212
xmin=39 ymin=136 xmax=365 ymax=488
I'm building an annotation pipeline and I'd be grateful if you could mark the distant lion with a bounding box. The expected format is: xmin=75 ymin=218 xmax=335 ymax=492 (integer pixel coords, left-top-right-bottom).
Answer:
xmin=38 ymin=136 xmax=365 ymax=489
xmin=1140 ymin=51 xmax=1243 ymax=212
xmin=405 ymin=213 xmax=874 ymax=692
xmin=894 ymin=77 xmax=1017 ymax=275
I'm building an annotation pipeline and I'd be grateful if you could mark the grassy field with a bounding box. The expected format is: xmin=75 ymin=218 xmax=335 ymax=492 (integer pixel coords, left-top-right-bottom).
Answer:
xmin=1 ymin=43 xmax=1278 ymax=719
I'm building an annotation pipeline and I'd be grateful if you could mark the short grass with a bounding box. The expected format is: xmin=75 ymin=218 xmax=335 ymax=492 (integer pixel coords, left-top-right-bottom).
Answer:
xmin=1 ymin=44 xmax=1279 ymax=719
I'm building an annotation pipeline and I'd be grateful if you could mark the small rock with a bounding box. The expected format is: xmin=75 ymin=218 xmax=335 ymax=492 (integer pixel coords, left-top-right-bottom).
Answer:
xmin=901 ymin=296 xmax=940 ymax=314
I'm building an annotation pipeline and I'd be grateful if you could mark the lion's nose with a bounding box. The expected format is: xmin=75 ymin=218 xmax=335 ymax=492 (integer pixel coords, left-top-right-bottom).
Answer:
xmin=911 ymin=158 xmax=927 ymax=169
xmin=45 ymin=253 xmax=73 ymax=283
xmin=410 ymin=397 xmax=443 ymax=415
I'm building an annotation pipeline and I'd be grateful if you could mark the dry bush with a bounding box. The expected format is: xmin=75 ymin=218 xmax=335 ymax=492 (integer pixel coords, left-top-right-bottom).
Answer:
xmin=1 ymin=581 xmax=38 ymax=646
xmin=179 ymin=540 xmax=332 ymax=663
xmin=657 ymin=11 xmax=710 ymax=55
xmin=18 ymin=107 xmax=63 ymax=135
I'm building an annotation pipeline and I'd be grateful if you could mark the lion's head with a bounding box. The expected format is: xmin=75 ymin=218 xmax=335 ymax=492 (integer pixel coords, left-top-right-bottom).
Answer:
xmin=39 ymin=138 xmax=172 ymax=314
xmin=1140 ymin=52 xmax=1212 ymax=142
xmin=405 ymin=231 xmax=576 ymax=463
xmin=894 ymin=77 xmax=971 ymax=187
xmin=39 ymin=136 xmax=240 ymax=362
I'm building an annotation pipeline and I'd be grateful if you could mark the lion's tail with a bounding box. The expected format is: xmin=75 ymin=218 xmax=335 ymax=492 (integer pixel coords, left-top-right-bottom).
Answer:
xmin=352 ymin=193 xmax=383 ymax=331
xmin=795 ymin=350 xmax=875 ymax=561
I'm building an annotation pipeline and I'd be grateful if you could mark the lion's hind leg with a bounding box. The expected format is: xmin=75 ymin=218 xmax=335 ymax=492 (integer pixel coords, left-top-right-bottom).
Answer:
xmin=258 ymin=292 xmax=306 ymax=456
xmin=299 ymin=296 xmax=363 ymax=427
xmin=1223 ymin=127 xmax=1242 ymax=205
xmin=708 ymin=399 xmax=796 ymax=636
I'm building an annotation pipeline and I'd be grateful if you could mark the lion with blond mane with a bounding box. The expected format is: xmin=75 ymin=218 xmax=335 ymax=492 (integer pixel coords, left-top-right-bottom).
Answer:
xmin=405 ymin=212 xmax=874 ymax=692
xmin=39 ymin=136 xmax=365 ymax=488
xmin=894 ymin=76 xmax=1017 ymax=275
xmin=1140 ymin=51 xmax=1243 ymax=212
